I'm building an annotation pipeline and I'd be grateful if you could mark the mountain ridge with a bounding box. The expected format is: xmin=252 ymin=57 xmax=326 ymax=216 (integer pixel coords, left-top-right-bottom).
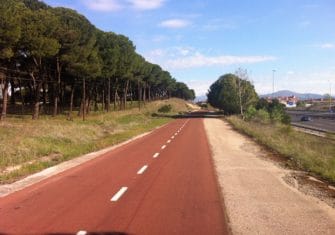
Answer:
xmin=260 ymin=90 xmax=326 ymax=100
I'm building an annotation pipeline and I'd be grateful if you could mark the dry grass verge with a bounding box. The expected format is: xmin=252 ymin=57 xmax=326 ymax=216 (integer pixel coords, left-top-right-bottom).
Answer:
xmin=227 ymin=116 xmax=335 ymax=184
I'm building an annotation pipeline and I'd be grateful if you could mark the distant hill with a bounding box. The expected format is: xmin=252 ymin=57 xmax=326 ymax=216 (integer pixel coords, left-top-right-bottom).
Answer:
xmin=260 ymin=90 xmax=325 ymax=100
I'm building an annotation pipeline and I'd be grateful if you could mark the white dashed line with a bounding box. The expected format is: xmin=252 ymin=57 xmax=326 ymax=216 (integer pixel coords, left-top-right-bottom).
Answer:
xmin=111 ymin=187 xmax=128 ymax=202
xmin=137 ymin=165 xmax=148 ymax=174
xmin=167 ymin=140 xmax=171 ymax=143
xmin=77 ymin=231 xmax=87 ymax=235
xmin=161 ymin=145 xmax=166 ymax=149
xmin=171 ymin=136 xmax=175 ymax=139
xmin=153 ymin=152 xmax=160 ymax=158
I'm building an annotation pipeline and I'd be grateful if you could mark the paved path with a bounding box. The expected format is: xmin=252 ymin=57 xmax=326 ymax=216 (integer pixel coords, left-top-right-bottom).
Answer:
xmin=205 ymin=118 xmax=335 ymax=235
xmin=0 ymin=119 xmax=228 ymax=235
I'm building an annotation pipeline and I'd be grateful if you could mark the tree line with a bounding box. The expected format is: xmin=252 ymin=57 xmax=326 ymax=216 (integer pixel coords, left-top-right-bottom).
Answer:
xmin=0 ymin=0 xmax=195 ymax=120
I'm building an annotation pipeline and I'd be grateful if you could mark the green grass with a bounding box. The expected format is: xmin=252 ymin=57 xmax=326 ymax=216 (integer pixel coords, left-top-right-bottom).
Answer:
xmin=227 ymin=116 xmax=335 ymax=183
xmin=0 ymin=98 xmax=191 ymax=184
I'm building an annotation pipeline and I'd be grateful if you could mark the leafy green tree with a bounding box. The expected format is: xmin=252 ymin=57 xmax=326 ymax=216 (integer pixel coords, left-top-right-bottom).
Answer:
xmin=0 ymin=0 xmax=24 ymax=60
xmin=51 ymin=7 xmax=99 ymax=116
xmin=53 ymin=8 xmax=100 ymax=119
xmin=171 ymin=82 xmax=194 ymax=100
xmin=96 ymin=31 xmax=120 ymax=111
xmin=22 ymin=0 xmax=49 ymax=10
xmin=19 ymin=6 xmax=60 ymax=119
xmin=0 ymin=0 xmax=26 ymax=120
xmin=114 ymin=35 xmax=136 ymax=110
xmin=207 ymin=73 xmax=258 ymax=115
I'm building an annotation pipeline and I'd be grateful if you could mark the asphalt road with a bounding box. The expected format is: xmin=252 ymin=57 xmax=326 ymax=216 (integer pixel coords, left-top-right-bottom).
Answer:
xmin=0 ymin=119 xmax=228 ymax=235
xmin=287 ymin=111 xmax=335 ymax=132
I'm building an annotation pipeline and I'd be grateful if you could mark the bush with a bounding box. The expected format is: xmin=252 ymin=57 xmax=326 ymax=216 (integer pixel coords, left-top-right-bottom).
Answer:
xmin=158 ymin=104 xmax=172 ymax=113
xmin=271 ymin=107 xmax=284 ymax=122
xmin=244 ymin=106 xmax=257 ymax=121
xmin=254 ymin=109 xmax=270 ymax=123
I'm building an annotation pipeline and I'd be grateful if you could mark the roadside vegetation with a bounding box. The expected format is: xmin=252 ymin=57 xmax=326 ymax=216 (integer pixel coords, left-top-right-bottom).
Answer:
xmin=0 ymin=98 xmax=193 ymax=184
xmin=227 ymin=116 xmax=335 ymax=183
xmin=207 ymin=70 xmax=335 ymax=183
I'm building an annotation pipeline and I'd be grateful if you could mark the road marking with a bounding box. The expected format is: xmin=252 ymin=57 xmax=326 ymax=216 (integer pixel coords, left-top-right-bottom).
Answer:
xmin=167 ymin=139 xmax=171 ymax=143
xmin=171 ymin=136 xmax=175 ymax=139
xmin=137 ymin=165 xmax=148 ymax=174
xmin=111 ymin=187 xmax=128 ymax=202
xmin=77 ymin=231 xmax=87 ymax=235
xmin=153 ymin=152 xmax=160 ymax=158
xmin=161 ymin=145 xmax=166 ymax=149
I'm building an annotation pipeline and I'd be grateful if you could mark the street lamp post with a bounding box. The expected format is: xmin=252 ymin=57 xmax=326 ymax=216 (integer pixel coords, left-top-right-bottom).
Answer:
xmin=329 ymin=80 xmax=332 ymax=112
xmin=272 ymin=69 xmax=276 ymax=99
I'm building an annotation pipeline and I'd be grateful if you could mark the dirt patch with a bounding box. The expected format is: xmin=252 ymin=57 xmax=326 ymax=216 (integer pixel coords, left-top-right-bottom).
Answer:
xmin=283 ymin=172 xmax=335 ymax=208
xmin=186 ymin=102 xmax=201 ymax=111
xmin=0 ymin=153 xmax=62 ymax=176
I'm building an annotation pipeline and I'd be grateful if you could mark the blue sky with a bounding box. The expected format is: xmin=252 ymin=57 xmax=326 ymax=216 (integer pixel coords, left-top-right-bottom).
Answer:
xmin=44 ymin=0 xmax=335 ymax=96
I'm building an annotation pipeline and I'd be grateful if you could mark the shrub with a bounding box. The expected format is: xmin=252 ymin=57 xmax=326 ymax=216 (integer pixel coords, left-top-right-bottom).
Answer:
xmin=254 ymin=109 xmax=270 ymax=123
xmin=244 ymin=106 xmax=257 ymax=121
xmin=158 ymin=104 xmax=172 ymax=113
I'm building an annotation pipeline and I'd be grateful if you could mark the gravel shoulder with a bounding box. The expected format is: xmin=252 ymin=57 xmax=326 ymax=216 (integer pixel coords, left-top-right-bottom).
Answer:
xmin=204 ymin=118 xmax=335 ymax=235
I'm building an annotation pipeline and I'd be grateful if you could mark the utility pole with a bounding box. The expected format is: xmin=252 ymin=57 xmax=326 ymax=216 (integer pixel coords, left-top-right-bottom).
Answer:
xmin=329 ymin=80 xmax=332 ymax=112
xmin=272 ymin=69 xmax=276 ymax=99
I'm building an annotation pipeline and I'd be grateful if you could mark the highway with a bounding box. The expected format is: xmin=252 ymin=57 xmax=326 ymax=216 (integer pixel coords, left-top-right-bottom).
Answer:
xmin=287 ymin=111 xmax=335 ymax=133
xmin=0 ymin=119 xmax=228 ymax=235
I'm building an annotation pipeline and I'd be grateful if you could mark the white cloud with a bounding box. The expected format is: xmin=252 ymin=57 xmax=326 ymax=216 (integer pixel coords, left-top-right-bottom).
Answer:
xmin=128 ymin=0 xmax=165 ymax=10
xmin=310 ymin=43 xmax=335 ymax=49
xmin=166 ymin=53 xmax=277 ymax=69
xmin=83 ymin=0 xmax=123 ymax=11
xmin=144 ymin=47 xmax=276 ymax=71
xmin=83 ymin=0 xmax=165 ymax=11
xmin=320 ymin=43 xmax=335 ymax=49
xmin=159 ymin=19 xmax=191 ymax=28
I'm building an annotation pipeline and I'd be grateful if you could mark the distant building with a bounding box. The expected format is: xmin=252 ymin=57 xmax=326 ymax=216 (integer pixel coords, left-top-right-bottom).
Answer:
xmin=269 ymin=95 xmax=299 ymax=108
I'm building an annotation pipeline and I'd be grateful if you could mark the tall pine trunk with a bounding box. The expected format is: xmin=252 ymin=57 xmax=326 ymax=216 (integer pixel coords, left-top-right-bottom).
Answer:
xmin=82 ymin=77 xmax=86 ymax=121
xmin=19 ymin=78 xmax=25 ymax=114
xmin=1 ymin=78 xmax=9 ymax=121
xmin=143 ymin=82 xmax=146 ymax=103
xmin=123 ymin=80 xmax=129 ymax=110
xmin=101 ymin=83 xmax=105 ymax=112
xmin=148 ymin=86 xmax=151 ymax=102
xmin=32 ymin=83 xmax=41 ymax=120
xmin=53 ymin=57 xmax=61 ymax=117
xmin=106 ymin=77 xmax=110 ymax=112
xmin=138 ymin=81 xmax=141 ymax=110
xmin=68 ymin=83 xmax=75 ymax=121
xmin=10 ymin=78 xmax=15 ymax=105
xmin=30 ymin=71 xmax=42 ymax=120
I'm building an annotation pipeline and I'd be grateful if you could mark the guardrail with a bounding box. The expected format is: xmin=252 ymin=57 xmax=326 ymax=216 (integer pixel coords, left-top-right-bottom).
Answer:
xmin=287 ymin=111 xmax=335 ymax=120
xmin=291 ymin=122 xmax=334 ymax=138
